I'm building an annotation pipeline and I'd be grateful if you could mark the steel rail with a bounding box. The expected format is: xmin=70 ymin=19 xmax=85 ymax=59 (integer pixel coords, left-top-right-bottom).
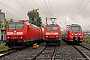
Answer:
xmin=80 ymin=44 xmax=90 ymax=50
xmin=0 ymin=49 xmax=17 ymax=58
xmin=30 ymin=46 xmax=58 ymax=60
xmin=0 ymin=47 xmax=27 ymax=58
xmin=73 ymin=45 xmax=90 ymax=60
xmin=52 ymin=46 xmax=58 ymax=60
xmin=30 ymin=46 xmax=47 ymax=60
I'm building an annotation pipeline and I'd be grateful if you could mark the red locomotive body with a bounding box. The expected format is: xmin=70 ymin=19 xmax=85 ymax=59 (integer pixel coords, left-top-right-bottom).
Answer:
xmin=6 ymin=21 xmax=43 ymax=47
xmin=44 ymin=24 xmax=60 ymax=45
xmin=62 ymin=24 xmax=83 ymax=44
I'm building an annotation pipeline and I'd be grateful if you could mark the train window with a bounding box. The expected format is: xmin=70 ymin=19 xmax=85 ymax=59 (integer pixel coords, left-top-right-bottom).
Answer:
xmin=46 ymin=26 xmax=58 ymax=30
xmin=8 ymin=24 xmax=15 ymax=29
xmin=53 ymin=26 xmax=58 ymax=30
xmin=16 ymin=24 xmax=23 ymax=29
xmin=8 ymin=23 xmax=23 ymax=30
xmin=70 ymin=26 xmax=80 ymax=32
xmin=27 ymin=25 xmax=29 ymax=29
xmin=46 ymin=26 xmax=52 ymax=30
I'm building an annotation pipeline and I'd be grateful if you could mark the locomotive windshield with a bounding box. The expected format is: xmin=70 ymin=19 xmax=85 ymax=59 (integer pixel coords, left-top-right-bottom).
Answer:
xmin=16 ymin=24 xmax=23 ymax=29
xmin=8 ymin=24 xmax=16 ymax=30
xmin=46 ymin=25 xmax=58 ymax=30
xmin=70 ymin=26 xmax=81 ymax=32
xmin=8 ymin=23 xmax=23 ymax=30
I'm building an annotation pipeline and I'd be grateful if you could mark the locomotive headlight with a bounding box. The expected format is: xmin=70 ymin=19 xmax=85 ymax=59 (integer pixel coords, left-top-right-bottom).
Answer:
xmin=79 ymin=34 xmax=81 ymax=35
xmin=17 ymin=32 xmax=23 ymax=35
xmin=56 ymin=36 xmax=58 ymax=37
xmin=7 ymin=37 xmax=9 ymax=38
xmin=20 ymin=36 xmax=22 ymax=38
xmin=46 ymin=36 xmax=48 ymax=37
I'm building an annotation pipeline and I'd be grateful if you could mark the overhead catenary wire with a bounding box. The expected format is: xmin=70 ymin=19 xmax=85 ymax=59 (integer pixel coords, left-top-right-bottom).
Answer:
xmin=39 ymin=0 xmax=50 ymax=15
xmin=31 ymin=0 xmax=47 ymax=16
xmin=44 ymin=0 xmax=52 ymax=16
xmin=39 ymin=0 xmax=53 ymax=24
xmin=72 ymin=0 xmax=84 ymax=20
xmin=15 ymin=0 xmax=27 ymax=11
xmin=48 ymin=0 xmax=53 ymax=16
xmin=0 ymin=1 xmax=26 ymax=17
xmin=73 ymin=0 xmax=90 ymax=20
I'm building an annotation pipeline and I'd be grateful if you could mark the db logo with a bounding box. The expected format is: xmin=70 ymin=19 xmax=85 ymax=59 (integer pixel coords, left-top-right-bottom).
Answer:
xmin=14 ymin=32 xmax=16 ymax=35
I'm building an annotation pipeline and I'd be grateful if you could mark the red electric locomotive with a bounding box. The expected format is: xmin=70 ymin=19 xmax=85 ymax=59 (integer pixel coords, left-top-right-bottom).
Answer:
xmin=44 ymin=24 xmax=61 ymax=45
xmin=6 ymin=21 xmax=43 ymax=48
xmin=62 ymin=24 xmax=83 ymax=44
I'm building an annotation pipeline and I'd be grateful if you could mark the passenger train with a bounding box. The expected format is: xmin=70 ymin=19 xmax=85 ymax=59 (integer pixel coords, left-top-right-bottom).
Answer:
xmin=62 ymin=24 xmax=83 ymax=44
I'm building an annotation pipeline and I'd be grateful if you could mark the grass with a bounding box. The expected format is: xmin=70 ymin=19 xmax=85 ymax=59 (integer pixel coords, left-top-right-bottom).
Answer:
xmin=0 ymin=43 xmax=9 ymax=51
xmin=84 ymin=39 xmax=90 ymax=44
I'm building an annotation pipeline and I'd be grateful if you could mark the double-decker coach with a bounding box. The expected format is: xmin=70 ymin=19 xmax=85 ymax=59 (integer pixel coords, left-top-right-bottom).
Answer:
xmin=62 ymin=24 xmax=83 ymax=44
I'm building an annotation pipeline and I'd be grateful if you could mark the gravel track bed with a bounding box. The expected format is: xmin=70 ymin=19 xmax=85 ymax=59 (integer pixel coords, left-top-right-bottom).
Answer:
xmin=55 ymin=40 xmax=84 ymax=60
xmin=0 ymin=43 xmax=45 ymax=60
xmin=35 ymin=46 xmax=56 ymax=60
xmin=0 ymin=41 xmax=89 ymax=60
xmin=80 ymin=42 xmax=90 ymax=50
xmin=74 ymin=45 xmax=90 ymax=59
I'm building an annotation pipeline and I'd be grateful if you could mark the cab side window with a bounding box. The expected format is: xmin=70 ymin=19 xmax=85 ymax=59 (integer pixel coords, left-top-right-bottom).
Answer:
xmin=27 ymin=25 xmax=29 ymax=30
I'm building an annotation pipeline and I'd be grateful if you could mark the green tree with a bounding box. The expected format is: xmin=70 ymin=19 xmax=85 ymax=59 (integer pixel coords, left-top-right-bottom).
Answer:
xmin=4 ymin=19 xmax=14 ymax=28
xmin=27 ymin=9 xmax=42 ymax=27
xmin=0 ymin=19 xmax=14 ymax=30
xmin=0 ymin=19 xmax=3 ymax=29
xmin=0 ymin=9 xmax=3 ymax=14
xmin=4 ymin=19 xmax=9 ymax=29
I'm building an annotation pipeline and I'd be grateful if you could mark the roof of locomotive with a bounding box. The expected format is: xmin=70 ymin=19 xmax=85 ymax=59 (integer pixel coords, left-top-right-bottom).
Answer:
xmin=70 ymin=24 xmax=81 ymax=27
xmin=9 ymin=21 xmax=40 ymax=29
xmin=66 ymin=24 xmax=81 ymax=27
xmin=46 ymin=24 xmax=58 ymax=26
xmin=9 ymin=21 xmax=24 ymax=24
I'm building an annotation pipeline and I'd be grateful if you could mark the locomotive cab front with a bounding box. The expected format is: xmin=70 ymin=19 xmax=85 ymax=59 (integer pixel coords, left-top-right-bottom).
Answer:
xmin=6 ymin=22 xmax=25 ymax=46
xmin=44 ymin=24 xmax=60 ymax=44
xmin=69 ymin=24 xmax=83 ymax=43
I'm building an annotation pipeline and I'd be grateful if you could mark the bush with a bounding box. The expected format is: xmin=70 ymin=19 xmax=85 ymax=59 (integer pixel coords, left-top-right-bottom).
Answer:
xmin=84 ymin=39 xmax=90 ymax=44
xmin=0 ymin=43 xmax=9 ymax=51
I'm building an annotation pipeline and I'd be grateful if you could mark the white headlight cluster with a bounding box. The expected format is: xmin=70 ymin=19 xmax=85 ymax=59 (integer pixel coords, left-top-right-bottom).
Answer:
xmin=46 ymin=32 xmax=50 ymax=34
xmin=7 ymin=32 xmax=13 ymax=35
xmin=72 ymin=34 xmax=81 ymax=35
xmin=54 ymin=32 xmax=58 ymax=34
xmin=17 ymin=32 xmax=23 ymax=35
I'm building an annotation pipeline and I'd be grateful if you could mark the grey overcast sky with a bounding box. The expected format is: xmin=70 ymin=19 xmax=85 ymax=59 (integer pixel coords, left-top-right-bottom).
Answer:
xmin=0 ymin=0 xmax=90 ymax=31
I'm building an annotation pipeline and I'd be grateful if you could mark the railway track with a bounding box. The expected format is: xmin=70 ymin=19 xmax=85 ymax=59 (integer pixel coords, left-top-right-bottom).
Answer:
xmin=29 ymin=46 xmax=58 ymax=60
xmin=80 ymin=44 xmax=90 ymax=50
xmin=73 ymin=45 xmax=90 ymax=60
xmin=0 ymin=48 xmax=17 ymax=58
xmin=0 ymin=46 xmax=30 ymax=59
